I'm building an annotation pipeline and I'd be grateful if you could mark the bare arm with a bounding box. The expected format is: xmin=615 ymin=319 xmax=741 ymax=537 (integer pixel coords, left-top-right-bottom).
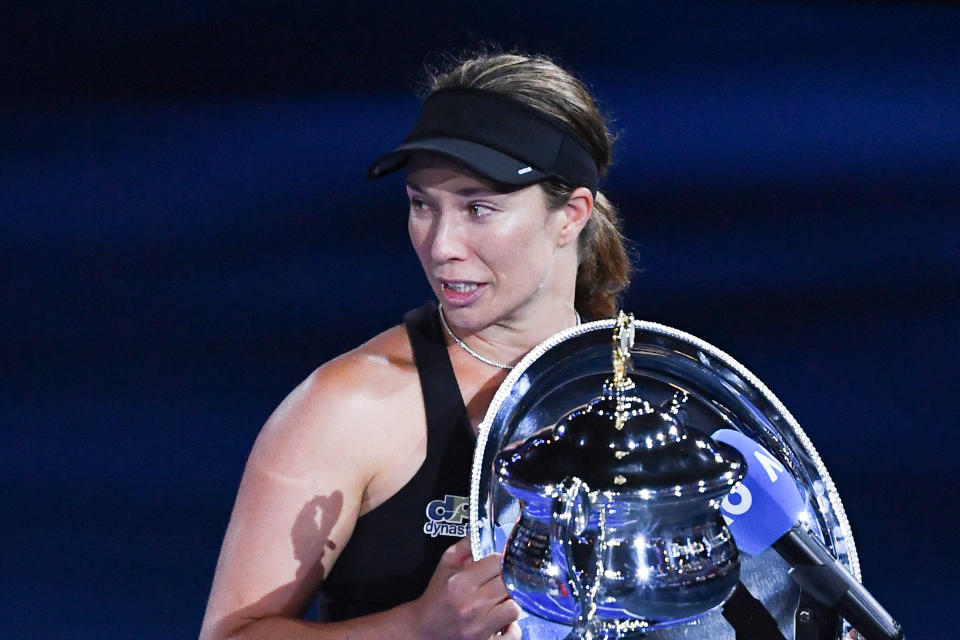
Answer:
xmin=200 ymin=345 xmax=520 ymax=640
xmin=205 ymin=539 xmax=520 ymax=640
xmin=199 ymin=359 xmax=370 ymax=639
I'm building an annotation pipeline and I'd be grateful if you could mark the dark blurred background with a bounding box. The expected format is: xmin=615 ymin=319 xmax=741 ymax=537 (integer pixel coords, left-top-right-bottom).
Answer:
xmin=2 ymin=1 xmax=957 ymax=638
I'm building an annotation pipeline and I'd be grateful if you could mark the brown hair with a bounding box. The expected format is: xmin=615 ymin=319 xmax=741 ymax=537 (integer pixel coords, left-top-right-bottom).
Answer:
xmin=426 ymin=51 xmax=631 ymax=320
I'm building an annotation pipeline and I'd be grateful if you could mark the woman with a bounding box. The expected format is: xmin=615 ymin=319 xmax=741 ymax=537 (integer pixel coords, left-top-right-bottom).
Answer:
xmin=200 ymin=51 xmax=630 ymax=640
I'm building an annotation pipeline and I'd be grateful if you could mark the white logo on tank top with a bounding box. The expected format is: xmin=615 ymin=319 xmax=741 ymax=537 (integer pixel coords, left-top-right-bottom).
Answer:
xmin=423 ymin=494 xmax=469 ymax=537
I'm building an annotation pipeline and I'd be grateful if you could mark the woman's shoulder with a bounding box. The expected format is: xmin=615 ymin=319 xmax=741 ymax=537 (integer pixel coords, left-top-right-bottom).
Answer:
xmin=314 ymin=323 xmax=417 ymax=401
xmin=249 ymin=324 xmax=421 ymax=475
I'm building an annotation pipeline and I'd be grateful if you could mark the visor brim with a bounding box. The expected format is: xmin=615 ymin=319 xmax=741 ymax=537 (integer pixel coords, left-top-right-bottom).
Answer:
xmin=367 ymin=138 xmax=549 ymax=187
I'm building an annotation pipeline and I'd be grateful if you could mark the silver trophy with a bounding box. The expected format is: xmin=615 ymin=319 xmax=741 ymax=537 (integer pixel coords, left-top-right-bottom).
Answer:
xmin=471 ymin=313 xmax=864 ymax=640
xmin=494 ymin=313 xmax=746 ymax=639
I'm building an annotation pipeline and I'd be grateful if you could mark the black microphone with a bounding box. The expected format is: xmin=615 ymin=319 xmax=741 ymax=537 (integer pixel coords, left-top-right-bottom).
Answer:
xmin=712 ymin=429 xmax=904 ymax=640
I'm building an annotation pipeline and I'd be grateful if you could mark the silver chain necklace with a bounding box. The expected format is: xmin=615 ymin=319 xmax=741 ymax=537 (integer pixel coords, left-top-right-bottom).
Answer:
xmin=438 ymin=303 xmax=581 ymax=370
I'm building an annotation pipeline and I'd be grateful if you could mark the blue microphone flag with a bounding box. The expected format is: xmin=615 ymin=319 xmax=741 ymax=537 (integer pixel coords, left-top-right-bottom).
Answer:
xmin=712 ymin=428 xmax=807 ymax=555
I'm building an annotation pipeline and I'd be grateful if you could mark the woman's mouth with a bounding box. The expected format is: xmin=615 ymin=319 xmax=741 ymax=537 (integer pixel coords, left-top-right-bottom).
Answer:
xmin=440 ymin=280 xmax=486 ymax=305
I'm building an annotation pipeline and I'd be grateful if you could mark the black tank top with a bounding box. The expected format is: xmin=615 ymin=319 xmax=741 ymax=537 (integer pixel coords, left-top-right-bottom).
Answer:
xmin=317 ymin=301 xmax=476 ymax=620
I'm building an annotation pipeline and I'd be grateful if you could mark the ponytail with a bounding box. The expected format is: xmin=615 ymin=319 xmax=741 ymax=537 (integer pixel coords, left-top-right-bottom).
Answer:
xmin=574 ymin=192 xmax=631 ymax=320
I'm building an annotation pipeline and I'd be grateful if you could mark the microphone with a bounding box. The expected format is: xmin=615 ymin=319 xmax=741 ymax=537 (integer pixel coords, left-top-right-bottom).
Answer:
xmin=712 ymin=429 xmax=904 ymax=640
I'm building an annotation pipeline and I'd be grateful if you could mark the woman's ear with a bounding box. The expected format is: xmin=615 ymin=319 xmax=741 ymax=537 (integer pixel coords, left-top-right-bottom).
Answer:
xmin=557 ymin=187 xmax=594 ymax=247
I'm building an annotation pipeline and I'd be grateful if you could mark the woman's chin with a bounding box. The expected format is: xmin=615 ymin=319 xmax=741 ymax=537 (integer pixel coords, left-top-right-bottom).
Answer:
xmin=439 ymin=302 xmax=496 ymax=333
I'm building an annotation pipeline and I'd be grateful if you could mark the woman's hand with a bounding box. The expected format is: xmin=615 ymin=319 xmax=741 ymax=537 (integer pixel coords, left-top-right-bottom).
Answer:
xmin=411 ymin=538 xmax=522 ymax=640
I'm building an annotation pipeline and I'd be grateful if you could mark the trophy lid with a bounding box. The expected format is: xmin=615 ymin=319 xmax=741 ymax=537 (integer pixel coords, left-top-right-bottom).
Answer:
xmin=496 ymin=312 xmax=746 ymax=499
xmin=497 ymin=388 xmax=745 ymax=497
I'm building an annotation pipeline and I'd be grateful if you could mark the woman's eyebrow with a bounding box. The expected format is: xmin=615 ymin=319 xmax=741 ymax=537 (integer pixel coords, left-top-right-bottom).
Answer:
xmin=406 ymin=180 xmax=501 ymax=198
xmin=454 ymin=186 xmax=500 ymax=197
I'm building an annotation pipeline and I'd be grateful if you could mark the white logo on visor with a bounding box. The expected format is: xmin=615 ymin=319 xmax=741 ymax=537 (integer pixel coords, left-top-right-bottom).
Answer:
xmin=517 ymin=166 xmax=533 ymax=175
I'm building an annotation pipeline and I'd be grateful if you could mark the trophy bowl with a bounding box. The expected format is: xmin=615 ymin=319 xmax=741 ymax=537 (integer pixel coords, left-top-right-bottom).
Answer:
xmin=470 ymin=318 xmax=858 ymax=640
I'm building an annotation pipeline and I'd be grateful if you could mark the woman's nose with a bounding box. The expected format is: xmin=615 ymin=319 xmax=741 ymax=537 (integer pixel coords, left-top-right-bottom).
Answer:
xmin=429 ymin=214 xmax=469 ymax=262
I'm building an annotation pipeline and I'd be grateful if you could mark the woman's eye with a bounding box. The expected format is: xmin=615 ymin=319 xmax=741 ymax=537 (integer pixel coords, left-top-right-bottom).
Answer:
xmin=469 ymin=203 xmax=495 ymax=217
xmin=409 ymin=198 xmax=430 ymax=214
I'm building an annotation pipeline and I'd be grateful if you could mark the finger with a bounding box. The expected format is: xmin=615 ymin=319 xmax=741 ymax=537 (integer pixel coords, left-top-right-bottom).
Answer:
xmin=494 ymin=621 xmax=522 ymax=640
xmin=447 ymin=551 xmax=504 ymax=593
xmin=470 ymin=552 xmax=505 ymax=580
xmin=475 ymin=570 xmax=510 ymax=603
xmin=484 ymin=598 xmax=522 ymax=637
xmin=440 ymin=537 xmax=474 ymax=568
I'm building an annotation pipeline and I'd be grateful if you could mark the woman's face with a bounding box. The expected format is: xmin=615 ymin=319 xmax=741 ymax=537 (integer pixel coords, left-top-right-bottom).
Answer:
xmin=406 ymin=155 xmax=569 ymax=331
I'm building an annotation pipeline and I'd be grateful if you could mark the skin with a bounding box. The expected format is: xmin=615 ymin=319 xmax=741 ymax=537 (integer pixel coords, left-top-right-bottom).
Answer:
xmin=200 ymin=155 xmax=593 ymax=640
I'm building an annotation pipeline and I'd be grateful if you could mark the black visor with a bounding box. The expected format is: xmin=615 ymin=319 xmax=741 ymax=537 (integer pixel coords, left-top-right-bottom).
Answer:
xmin=367 ymin=88 xmax=600 ymax=192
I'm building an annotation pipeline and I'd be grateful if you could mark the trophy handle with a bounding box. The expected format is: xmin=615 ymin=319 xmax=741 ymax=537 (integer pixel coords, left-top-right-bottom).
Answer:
xmin=551 ymin=476 xmax=603 ymax=639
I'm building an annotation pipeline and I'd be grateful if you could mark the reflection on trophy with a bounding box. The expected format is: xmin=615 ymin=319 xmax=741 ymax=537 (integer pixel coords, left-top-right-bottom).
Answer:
xmin=471 ymin=312 xmax=903 ymax=640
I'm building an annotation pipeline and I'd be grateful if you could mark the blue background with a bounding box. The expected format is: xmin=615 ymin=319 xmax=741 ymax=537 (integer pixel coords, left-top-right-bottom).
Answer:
xmin=2 ymin=2 xmax=957 ymax=638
